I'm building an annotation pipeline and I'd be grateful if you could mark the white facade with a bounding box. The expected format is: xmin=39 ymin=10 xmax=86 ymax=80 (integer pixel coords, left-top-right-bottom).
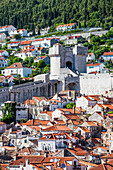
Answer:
xmin=7 ymin=41 xmax=20 ymax=49
xmin=0 ymin=58 xmax=9 ymax=67
xmin=0 ymin=50 xmax=9 ymax=57
xmin=16 ymin=108 xmax=28 ymax=122
xmin=9 ymin=29 xmax=28 ymax=37
xmin=65 ymin=39 xmax=77 ymax=45
xmin=2 ymin=67 xmax=32 ymax=77
xmin=87 ymin=63 xmax=108 ymax=73
xmin=15 ymin=49 xmax=39 ymax=60
xmin=56 ymin=23 xmax=76 ymax=31
xmin=0 ymin=33 xmax=6 ymax=41
xmin=86 ymin=53 xmax=95 ymax=62
xmin=0 ymin=25 xmax=16 ymax=33
xmin=80 ymin=73 xmax=113 ymax=95
xmin=32 ymin=38 xmax=55 ymax=48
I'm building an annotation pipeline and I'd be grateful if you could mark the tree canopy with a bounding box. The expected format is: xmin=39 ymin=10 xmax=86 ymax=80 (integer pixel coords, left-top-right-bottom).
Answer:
xmin=0 ymin=0 xmax=113 ymax=30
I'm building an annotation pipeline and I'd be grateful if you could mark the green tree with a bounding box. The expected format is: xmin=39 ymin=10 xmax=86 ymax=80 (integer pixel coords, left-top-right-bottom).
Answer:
xmin=66 ymin=103 xmax=76 ymax=109
xmin=37 ymin=60 xmax=46 ymax=68
xmin=2 ymin=102 xmax=16 ymax=124
xmin=14 ymin=34 xmax=21 ymax=40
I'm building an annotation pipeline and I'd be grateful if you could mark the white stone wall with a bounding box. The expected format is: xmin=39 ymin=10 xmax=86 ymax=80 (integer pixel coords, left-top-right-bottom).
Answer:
xmin=80 ymin=73 xmax=113 ymax=95
xmin=50 ymin=56 xmax=60 ymax=77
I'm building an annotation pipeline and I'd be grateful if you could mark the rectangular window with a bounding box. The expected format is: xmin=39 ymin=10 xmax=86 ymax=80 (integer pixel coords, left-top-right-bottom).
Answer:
xmin=24 ymin=139 xmax=27 ymax=143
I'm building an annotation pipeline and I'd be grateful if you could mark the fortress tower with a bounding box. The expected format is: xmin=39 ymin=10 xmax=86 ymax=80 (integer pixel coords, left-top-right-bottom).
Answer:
xmin=49 ymin=43 xmax=88 ymax=80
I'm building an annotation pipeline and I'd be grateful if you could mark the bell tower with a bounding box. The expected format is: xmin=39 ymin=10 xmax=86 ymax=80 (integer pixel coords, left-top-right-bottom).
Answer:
xmin=49 ymin=43 xmax=62 ymax=80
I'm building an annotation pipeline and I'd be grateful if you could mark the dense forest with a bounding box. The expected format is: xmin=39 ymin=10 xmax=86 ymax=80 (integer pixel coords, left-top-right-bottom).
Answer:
xmin=0 ymin=0 xmax=113 ymax=30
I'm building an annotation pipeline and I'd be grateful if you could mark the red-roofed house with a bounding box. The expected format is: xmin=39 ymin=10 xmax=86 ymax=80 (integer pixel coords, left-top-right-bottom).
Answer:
xmin=19 ymin=40 xmax=32 ymax=48
xmin=87 ymin=53 xmax=95 ymax=62
xmin=34 ymin=55 xmax=50 ymax=65
xmin=87 ymin=63 xmax=108 ymax=73
xmin=1 ymin=62 xmax=32 ymax=77
xmin=7 ymin=41 xmax=20 ymax=50
xmin=0 ymin=50 xmax=9 ymax=57
xmin=32 ymin=38 xmax=57 ymax=47
xmin=101 ymin=52 xmax=113 ymax=61
xmin=9 ymin=29 xmax=28 ymax=37
xmin=0 ymin=25 xmax=16 ymax=34
xmin=0 ymin=33 xmax=6 ymax=41
xmin=56 ymin=23 xmax=77 ymax=31
xmin=15 ymin=45 xmax=40 ymax=60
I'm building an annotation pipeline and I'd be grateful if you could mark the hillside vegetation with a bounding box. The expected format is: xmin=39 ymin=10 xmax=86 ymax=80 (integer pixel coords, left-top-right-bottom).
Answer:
xmin=0 ymin=0 xmax=113 ymax=30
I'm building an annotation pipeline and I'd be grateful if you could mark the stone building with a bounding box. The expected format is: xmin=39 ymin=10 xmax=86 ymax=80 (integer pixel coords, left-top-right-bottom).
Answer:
xmin=0 ymin=44 xmax=88 ymax=104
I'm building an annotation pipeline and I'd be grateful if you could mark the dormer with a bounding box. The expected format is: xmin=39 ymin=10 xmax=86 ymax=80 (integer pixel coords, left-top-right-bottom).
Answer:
xmin=14 ymin=64 xmax=17 ymax=67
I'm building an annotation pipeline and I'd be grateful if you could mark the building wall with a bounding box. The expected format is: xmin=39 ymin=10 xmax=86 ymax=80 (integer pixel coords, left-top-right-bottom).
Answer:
xmin=80 ymin=73 xmax=113 ymax=95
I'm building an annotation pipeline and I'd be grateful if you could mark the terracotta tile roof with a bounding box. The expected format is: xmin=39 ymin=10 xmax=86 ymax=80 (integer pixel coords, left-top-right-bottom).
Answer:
xmin=77 ymin=126 xmax=91 ymax=133
xmin=17 ymin=29 xmax=25 ymax=32
xmin=67 ymin=148 xmax=88 ymax=156
xmin=63 ymin=114 xmax=81 ymax=120
xmin=42 ymin=125 xmax=72 ymax=132
xmin=19 ymin=40 xmax=32 ymax=45
xmin=29 ymin=126 xmax=40 ymax=132
xmin=0 ymin=164 xmax=8 ymax=170
xmin=10 ymin=155 xmax=45 ymax=165
xmin=85 ymin=121 xmax=99 ymax=126
xmin=0 ymin=121 xmax=6 ymax=125
xmin=22 ymin=119 xmax=50 ymax=126
xmin=103 ymin=52 xmax=113 ymax=56
xmin=101 ymin=153 xmax=113 ymax=159
xmin=8 ymin=41 xmax=20 ymax=44
xmin=33 ymin=96 xmax=47 ymax=101
xmin=88 ymin=53 xmax=93 ymax=56
xmin=34 ymin=38 xmax=44 ymax=42
xmin=56 ymin=23 xmax=76 ymax=28
xmin=87 ymin=63 xmax=101 ymax=67
xmin=0 ymin=50 xmax=5 ymax=53
xmin=90 ymin=163 xmax=113 ymax=170
xmin=0 ymin=25 xmax=12 ymax=29
xmin=46 ymin=38 xmax=54 ymax=40
xmin=79 ymin=161 xmax=98 ymax=167
xmin=6 ymin=62 xmax=29 ymax=69
xmin=50 ymin=99 xmax=62 ymax=103
xmin=12 ymin=147 xmax=35 ymax=156
xmin=24 ymin=99 xmax=37 ymax=106
xmin=2 ymin=146 xmax=15 ymax=151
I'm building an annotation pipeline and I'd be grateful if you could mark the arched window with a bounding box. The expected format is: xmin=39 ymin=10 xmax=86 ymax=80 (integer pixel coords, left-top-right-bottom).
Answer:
xmin=47 ymin=144 xmax=51 ymax=151
xmin=43 ymin=144 xmax=46 ymax=150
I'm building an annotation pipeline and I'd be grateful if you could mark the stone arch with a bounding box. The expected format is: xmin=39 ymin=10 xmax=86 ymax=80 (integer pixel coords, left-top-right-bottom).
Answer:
xmin=66 ymin=82 xmax=76 ymax=90
xmin=66 ymin=61 xmax=72 ymax=69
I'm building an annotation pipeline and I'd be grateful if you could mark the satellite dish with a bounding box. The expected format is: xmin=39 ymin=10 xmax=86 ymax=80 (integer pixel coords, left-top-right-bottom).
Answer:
xmin=61 ymin=163 xmax=66 ymax=168
xmin=50 ymin=159 xmax=53 ymax=162
xmin=54 ymin=158 xmax=57 ymax=163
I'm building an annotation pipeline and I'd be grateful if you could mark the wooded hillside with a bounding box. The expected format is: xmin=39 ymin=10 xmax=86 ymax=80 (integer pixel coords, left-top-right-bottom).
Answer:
xmin=0 ymin=0 xmax=113 ymax=30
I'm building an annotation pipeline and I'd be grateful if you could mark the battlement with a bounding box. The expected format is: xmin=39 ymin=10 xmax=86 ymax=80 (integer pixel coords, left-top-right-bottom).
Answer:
xmin=73 ymin=45 xmax=88 ymax=56
xmin=49 ymin=44 xmax=60 ymax=56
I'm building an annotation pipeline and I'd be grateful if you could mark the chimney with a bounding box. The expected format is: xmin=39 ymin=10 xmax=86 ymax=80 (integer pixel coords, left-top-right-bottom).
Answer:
xmin=101 ymin=107 xmax=105 ymax=119
xmin=69 ymin=140 xmax=73 ymax=149
xmin=13 ymin=153 xmax=18 ymax=161
xmin=66 ymin=119 xmax=68 ymax=127
xmin=44 ymin=152 xmax=48 ymax=157
xmin=56 ymin=93 xmax=58 ymax=99
xmin=73 ymin=106 xmax=75 ymax=114
xmin=80 ymin=107 xmax=82 ymax=114
xmin=78 ymin=130 xmax=81 ymax=141
xmin=26 ymin=159 xmax=29 ymax=166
